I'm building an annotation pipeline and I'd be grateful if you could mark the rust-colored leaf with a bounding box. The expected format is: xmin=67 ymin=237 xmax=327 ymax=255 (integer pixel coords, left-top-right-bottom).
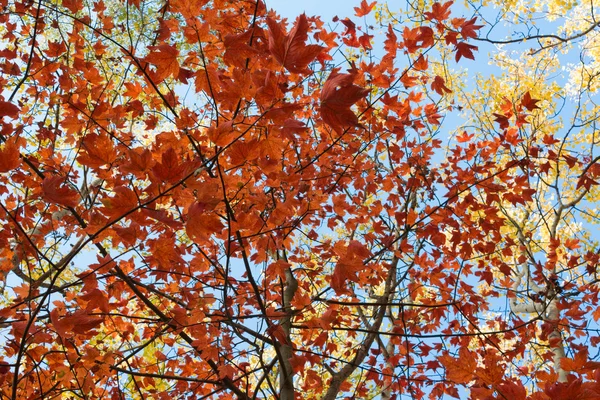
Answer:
xmin=267 ymin=14 xmax=324 ymax=74
xmin=319 ymin=71 xmax=370 ymax=132
xmin=42 ymin=176 xmax=80 ymax=208
xmin=143 ymin=44 xmax=180 ymax=82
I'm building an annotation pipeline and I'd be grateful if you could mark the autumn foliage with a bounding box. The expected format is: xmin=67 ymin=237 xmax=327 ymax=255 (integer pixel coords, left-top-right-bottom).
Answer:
xmin=1 ymin=0 xmax=600 ymax=398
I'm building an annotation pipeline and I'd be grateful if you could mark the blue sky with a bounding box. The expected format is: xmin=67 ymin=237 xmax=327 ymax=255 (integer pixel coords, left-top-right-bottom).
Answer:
xmin=269 ymin=0 xmax=356 ymax=21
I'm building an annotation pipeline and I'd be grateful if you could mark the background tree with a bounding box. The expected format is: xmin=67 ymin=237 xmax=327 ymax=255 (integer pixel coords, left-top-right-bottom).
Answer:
xmin=0 ymin=0 xmax=599 ymax=399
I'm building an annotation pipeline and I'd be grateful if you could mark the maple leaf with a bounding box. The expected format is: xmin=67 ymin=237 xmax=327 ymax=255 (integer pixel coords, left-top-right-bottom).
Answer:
xmin=42 ymin=176 xmax=80 ymax=208
xmin=0 ymin=100 xmax=20 ymax=119
xmin=414 ymin=55 xmax=428 ymax=71
xmin=101 ymin=186 xmax=139 ymax=218
xmin=77 ymin=133 xmax=117 ymax=168
xmin=266 ymin=324 xmax=290 ymax=345
xmin=330 ymin=240 xmax=371 ymax=294
xmin=223 ymin=29 xmax=258 ymax=67
xmin=354 ymin=0 xmax=377 ymax=17
xmin=62 ymin=0 xmax=83 ymax=13
xmin=493 ymin=113 xmax=510 ymax=129
xmin=0 ymin=135 xmax=23 ymax=172
xmin=143 ymin=44 xmax=180 ymax=83
xmin=170 ymin=0 xmax=208 ymax=19
xmin=460 ymin=17 xmax=483 ymax=39
xmin=417 ymin=26 xmax=435 ymax=49
xmin=186 ymin=202 xmax=224 ymax=241
xmin=50 ymin=309 xmax=104 ymax=339
xmin=496 ymin=381 xmax=527 ymax=400
xmin=151 ymin=147 xmax=186 ymax=183
xmin=521 ymin=91 xmax=541 ymax=111
xmin=400 ymin=71 xmax=419 ymax=88
xmin=358 ymin=32 xmax=374 ymax=50
xmin=456 ymin=131 xmax=474 ymax=143
xmin=424 ymin=1 xmax=453 ymax=22
xmin=439 ymin=347 xmax=476 ymax=384
xmin=80 ymin=288 xmax=110 ymax=313
xmin=382 ymin=25 xmax=398 ymax=66
xmin=431 ymin=75 xmax=452 ymax=95
xmin=319 ymin=71 xmax=370 ymax=133
xmin=267 ymin=14 xmax=324 ymax=74
xmin=455 ymin=41 xmax=478 ymax=61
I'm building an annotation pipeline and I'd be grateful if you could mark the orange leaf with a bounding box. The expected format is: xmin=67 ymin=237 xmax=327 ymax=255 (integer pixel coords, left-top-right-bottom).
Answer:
xmin=170 ymin=0 xmax=208 ymax=19
xmin=456 ymin=131 xmax=474 ymax=143
xmin=330 ymin=240 xmax=371 ymax=294
xmin=77 ymin=133 xmax=117 ymax=168
xmin=0 ymin=135 xmax=23 ymax=173
xmin=143 ymin=44 xmax=180 ymax=83
xmin=80 ymin=288 xmax=110 ymax=313
xmin=267 ymin=14 xmax=324 ymax=74
xmin=101 ymin=186 xmax=139 ymax=218
xmin=51 ymin=309 xmax=103 ymax=339
xmin=42 ymin=176 xmax=80 ymax=208
xmin=439 ymin=347 xmax=476 ymax=384
xmin=424 ymin=1 xmax=453 ymax=21
xmin=354 ymin=0 xmax=377 ymax=17
xmin=413 ymin=55 xmax=428 ymax=71
xmin=62 ymin=0 xmax=82 ymax=13
xmin=186 ymin=202 xmax=224 ymax=241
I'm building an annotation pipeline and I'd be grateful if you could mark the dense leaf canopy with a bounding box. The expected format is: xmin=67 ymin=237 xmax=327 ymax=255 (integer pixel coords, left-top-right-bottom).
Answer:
xmin=1 ymin=0 xmax=600 ymax=398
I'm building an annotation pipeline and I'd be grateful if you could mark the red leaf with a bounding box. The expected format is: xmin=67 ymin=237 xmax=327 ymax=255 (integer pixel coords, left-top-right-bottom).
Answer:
xmin=267 ymin=14 xmax=324 ymax=74
xmin=400 ymin=72 xmax=419 ymax=89
xmin=70 ymin=310 xmax=104 ymax=334
xmin=496 ymin=381 xmax=527 ymax=400
xmin=62 ymin=0 xmax=83 ymax=13
xmin=431 ymin=75 xmax=452 ymax=95
xmin=266 ymin=324 xmax=290 ymax=345
xmin=151 ymin=147 xmax=186 ymax=184
xmin=0 ymin=100 xmax=20 ymax=119
xmin=414 ymin=55 xmax=428 ymax=71
xmin=319 ymin=71 xmax=370 ymax=133
xmin=417 ymin=26 xmax=435 ymax=49
xmin=493 ymin=113 xmax=510 ymax=129
xmin=330 ymin=240 xmax=371 ymax=294
xmin=358 ymin=32 xmax=374 ymax=50
xmin=50 ymin=309 xmax=70 ymax=340
xmin=80 ymin=288 xmax=110 ymax=313
xmin=354 ymin=0 xmax=377 ymax=17
xmin=382 ymin=25 xmax=397 ymax=65
xmin=460 ymin=17 xmax=483 ymax=39
xmin=424 ymin=1 xmax=453 ymax=21
xmin=521 ymin=91 xmax=541 ymax=111
xmin=455 ymin=41 xmax=478 ymax=61
xmin=42 ymin=176 xmax=80 ymax=208
xmin=542 ymin=134 xmax=560 ymax=145
xmin=101 ymin=186 xmax=139 ymax=218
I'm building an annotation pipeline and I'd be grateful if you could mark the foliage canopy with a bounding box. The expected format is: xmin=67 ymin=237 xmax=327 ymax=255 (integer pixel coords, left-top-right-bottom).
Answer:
xmin=1 ymin=0 xmax=600 ymax=398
